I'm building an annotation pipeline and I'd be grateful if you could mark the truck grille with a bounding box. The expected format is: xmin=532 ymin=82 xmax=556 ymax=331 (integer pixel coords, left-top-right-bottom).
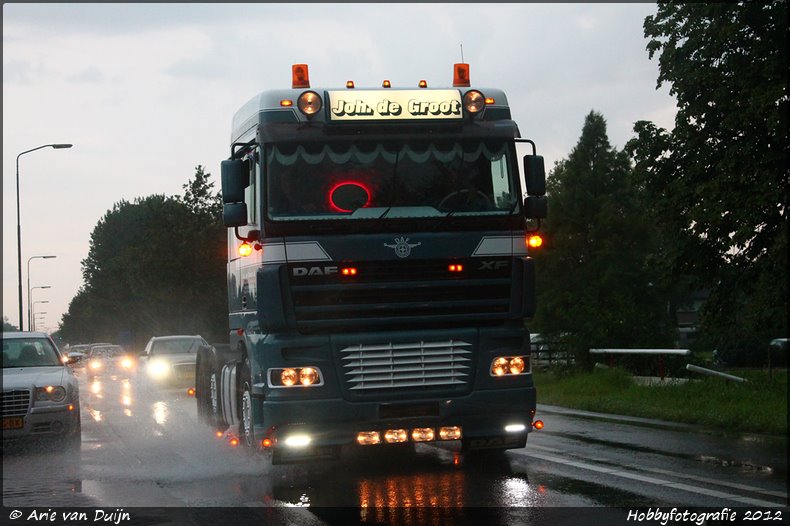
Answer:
xmin=339 ymin=340 xmax=472 ymax=392
xmin=289 ymin=259 xmax=511 ymax=332
xmin=2 ymin=390 xmax=31 ymax=418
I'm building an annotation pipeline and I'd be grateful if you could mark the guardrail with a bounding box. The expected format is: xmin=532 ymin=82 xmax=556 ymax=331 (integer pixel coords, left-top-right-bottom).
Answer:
xmin=589 ymin=348 xmax=691 ymax=380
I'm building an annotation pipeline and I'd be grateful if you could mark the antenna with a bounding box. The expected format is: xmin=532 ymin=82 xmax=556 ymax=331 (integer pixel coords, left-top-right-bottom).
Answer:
xmin=460 ymin=44 xmax=465 ymax=63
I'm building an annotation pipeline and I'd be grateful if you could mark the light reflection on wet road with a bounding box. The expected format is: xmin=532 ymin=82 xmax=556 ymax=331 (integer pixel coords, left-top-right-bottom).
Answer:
xmin=3 ymin=365 xmax=787 ymax=524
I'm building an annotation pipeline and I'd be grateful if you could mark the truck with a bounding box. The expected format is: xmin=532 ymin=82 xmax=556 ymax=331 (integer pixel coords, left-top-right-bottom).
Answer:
xmin=194 ymin=63 xmax=547 ymax=464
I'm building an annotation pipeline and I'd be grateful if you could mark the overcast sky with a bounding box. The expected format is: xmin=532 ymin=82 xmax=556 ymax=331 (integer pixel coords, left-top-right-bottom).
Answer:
xmin=3 ymin=3 xmax=677 ymax=335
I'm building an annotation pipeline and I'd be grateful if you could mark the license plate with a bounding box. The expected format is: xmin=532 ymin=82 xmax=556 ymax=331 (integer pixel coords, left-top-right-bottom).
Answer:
xmin=2 ymin=417 xmax=24 ymax=430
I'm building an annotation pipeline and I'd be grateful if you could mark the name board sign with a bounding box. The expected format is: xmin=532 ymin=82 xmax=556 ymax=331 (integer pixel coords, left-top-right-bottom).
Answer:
xmin=327 ymin=90 xmax=463 ymax=122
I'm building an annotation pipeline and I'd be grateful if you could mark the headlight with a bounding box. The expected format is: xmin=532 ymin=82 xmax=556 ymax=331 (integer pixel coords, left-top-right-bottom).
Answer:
xmin=120 ymin=357 xmax=134 ymax=369
xmin=147 ymin=359 xmax=170 ymax=379
xmin=89 ymin=360 xmax=103 ymax=370
xmin=36 ymin=386 xmax=67 ymax=402
xmin=269 ymin=367 xmax=323 ymax=388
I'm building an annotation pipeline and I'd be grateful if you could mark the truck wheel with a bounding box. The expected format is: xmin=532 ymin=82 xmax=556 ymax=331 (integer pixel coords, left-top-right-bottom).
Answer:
xmin=196 ymin=346 xmax=225 ymax=429
xmin=239 ymin=359 xmax=258 ymax=450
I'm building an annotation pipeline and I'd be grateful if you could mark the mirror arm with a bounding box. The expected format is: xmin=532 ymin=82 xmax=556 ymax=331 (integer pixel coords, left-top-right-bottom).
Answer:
xmin=231 ymin=139 xmax=258 ymax=160
xmin=234 ymin=227 xmax=260 ymax=243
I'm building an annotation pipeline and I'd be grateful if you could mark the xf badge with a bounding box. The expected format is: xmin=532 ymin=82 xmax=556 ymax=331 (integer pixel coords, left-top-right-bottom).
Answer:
xmin=384 ymin=237 xmax=421 ymax=258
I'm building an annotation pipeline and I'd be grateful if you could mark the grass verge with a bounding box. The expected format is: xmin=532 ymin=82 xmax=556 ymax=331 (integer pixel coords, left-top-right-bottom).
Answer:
xmin=533 ymin=366 xmax=787 ymax=436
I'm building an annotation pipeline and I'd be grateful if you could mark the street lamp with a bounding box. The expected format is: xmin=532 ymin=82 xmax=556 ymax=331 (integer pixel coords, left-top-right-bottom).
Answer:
xmin=28 ymin=255 xmax=56 ymax=327
xmin=29 ymin=285 xmax=52 ymax=331
xmin=32 ymin=303 xmax=48 ymax=332
xmin=16 ymin=144 xmax=72 ymax=330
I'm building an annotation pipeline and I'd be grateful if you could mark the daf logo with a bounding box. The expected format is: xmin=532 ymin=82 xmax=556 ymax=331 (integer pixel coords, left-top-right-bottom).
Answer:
xmin=384 ymin=237 xmax=421 ymax=258
xmin=292 ymin=266 xmax=338 ymax=276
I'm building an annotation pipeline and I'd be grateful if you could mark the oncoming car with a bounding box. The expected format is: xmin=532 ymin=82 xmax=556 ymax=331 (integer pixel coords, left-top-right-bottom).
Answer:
xmin=87 ymin=344 xmax=135 ymax=379
xmin=141 ymin=335 xmax=208 ymax=387
xmin=2 ymin=332 xmax=81 ymax=450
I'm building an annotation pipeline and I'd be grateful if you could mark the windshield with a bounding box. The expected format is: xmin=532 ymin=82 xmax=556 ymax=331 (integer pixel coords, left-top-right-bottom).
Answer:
xmin=150 ymin=338 xmax=202 ymax=355
xmin=2 ymin=338 xmax=62 ymax=368
xmin=265 ymin=139 xmax=518 ymax=221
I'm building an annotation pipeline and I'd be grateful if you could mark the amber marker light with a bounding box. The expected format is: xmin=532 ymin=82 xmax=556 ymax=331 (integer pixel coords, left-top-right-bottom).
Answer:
xmin=261 ymin=438 xmax=273 ymax=448
xmin=527 ymin=234 xmax=544 ymax=249
xmin=411 ymin=428 xmax=435 ymax=442
xmin=280 ymin=99 xmax=293 ymax=107
xmin=384 ymin=429 xmax=408 ymax=443
xmin=292 ymin=63 xmax=310 ymax=89
xmin=439 ymin=426 xmax=462 ymax=440
xmin=418 ymin=80 xmax=428 ymax=88
xmin=346 ymin=80 xmax=355 ymax=89
xmin=341 ymin=267 xmax=358 ymax=276
xmin=509 ymin=356 xmax=526 ymax=374
xmin=448 ymin=264 xmax=464 ymax=272
xmin=485 ymin=97 xmax=496 ymax=105
xmin=229 ymin=438 xmax=239 ymax=447
xmin=382 ymin=80 xmax=391 ymax=88
xmin=238 ymin=242 xmax=253 ymax=257
xmin=215 ymin=431 xmax=224 ymax=438
xmin=534 ymin=420 xmax=544 ymax=430
xmin=187 ymin=388 xmax=196 ymax=397
xmin=68 ymin=404 xmax=75 ymax=411
xmin=357 ymin=431 xmax=381 ymax=445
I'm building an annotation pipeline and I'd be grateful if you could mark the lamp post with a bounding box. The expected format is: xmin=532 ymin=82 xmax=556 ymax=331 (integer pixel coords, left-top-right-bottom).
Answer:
xmin=32 ymin=301 xmax=49 ymax=331
xmin=28 ymin=255 xmax=55 ymax=328
xmin=16 ymin=144 xmax=72 ymax=330
xmin=29 ymin=285 xmax=51 ymax=331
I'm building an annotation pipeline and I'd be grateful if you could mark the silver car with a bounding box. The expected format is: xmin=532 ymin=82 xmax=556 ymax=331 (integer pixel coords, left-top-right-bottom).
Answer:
xmin=141 ymin=335 xmax=208 ymax=387
xmin=2 ymin=332 xmax=81 ymax=450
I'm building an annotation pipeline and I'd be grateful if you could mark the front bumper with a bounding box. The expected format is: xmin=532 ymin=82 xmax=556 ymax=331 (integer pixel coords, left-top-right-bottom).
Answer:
xmin=255 ymin=385 xmax=535 ymax=449
xmin=2 ymin=403 xmax=80 ymax=441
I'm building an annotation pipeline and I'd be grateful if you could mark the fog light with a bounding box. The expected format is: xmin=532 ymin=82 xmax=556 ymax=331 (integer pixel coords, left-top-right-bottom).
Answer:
xmin=505 ymin=424 xmax=526 ymax=433
xmin=52 ymin=421 xmax=64 ymax=434
xmin=411 ymin=427 xmax=435 ymax=442
xmin=357 ymin=431 xmax=381 ymax=445
xmin=281 ymin=368 xmax=297 ymax=386
xmin=384 ymin=429 xmax=408 ymax=443
xmin=121 ymin=357 xmax=134 ymax=369
xmin=439 ymin=426 xmax=462 ymax=440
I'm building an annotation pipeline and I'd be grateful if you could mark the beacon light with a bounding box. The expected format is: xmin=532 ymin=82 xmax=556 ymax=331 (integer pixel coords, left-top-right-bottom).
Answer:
xmin=453 ymin=63 xmax=470 ymax=87
xmin=292 ymin=64 xmax=310 ymax=89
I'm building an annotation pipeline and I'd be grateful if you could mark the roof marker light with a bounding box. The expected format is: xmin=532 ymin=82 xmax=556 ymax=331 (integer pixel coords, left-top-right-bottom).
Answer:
xmin=448 ymin=264 xmax=464 ymax=272
xmin=485 ymin=97 xmax=495 ymax=105
xmin=418 ymin=80 xmax=428 ymax=88
xmin=382 ymin=80 xmax=391 ymax=88
xmin=346 ymin=80 xmax=355 ymax=89
xmin=280 ymin=99 xmax=293 ymax=107
xmin=453 ymin=63 xmax=470 ymax=87
xmin=341 ymin=267 xmax=358 ymax=276
xmin=292 ymin=64 xmax=310 ymax=89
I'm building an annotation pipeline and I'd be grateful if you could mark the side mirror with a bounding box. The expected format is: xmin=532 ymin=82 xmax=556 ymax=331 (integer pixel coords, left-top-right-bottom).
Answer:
xmin=221 ymin=159 xmax=250 ymax=204
xmin=523 ymin=155 xmax=546 ymax=196
xmin=524 ymin=196 xmax=547 ymax=219
xmin=223 ymin=202 xmax=248 ymax=227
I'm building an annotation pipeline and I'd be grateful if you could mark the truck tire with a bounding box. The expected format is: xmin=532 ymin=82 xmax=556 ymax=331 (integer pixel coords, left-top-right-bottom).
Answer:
xmin=238 ymin=358 xmax=258 ymax=450
xmin=196 ymin=346 xmax=225 ymax=429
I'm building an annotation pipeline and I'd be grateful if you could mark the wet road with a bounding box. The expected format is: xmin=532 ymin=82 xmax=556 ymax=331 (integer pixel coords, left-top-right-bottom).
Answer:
xmin=3 ymin=366 xmax=787 ymax=525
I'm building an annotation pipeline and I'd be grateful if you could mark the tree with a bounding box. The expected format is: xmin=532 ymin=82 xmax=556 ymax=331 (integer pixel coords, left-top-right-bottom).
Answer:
xmin=627 ymin=2 xmax=788 ymax=359
xmin=3 ymin=317 xmax=19 ymax=332
xmin=60 ymin=167 xmax=227 ymax=347
xmin=533 ymin=111 xmax=673 ymax=369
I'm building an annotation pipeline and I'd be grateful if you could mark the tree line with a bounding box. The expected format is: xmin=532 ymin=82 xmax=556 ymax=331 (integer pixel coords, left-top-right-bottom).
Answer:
xmin=57 ymin=2 xmax=786 ymax=363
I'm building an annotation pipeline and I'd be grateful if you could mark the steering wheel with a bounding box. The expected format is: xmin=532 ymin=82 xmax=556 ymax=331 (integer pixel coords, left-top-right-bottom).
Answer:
xmin=438 ymin=189 xmax=492 ymax=210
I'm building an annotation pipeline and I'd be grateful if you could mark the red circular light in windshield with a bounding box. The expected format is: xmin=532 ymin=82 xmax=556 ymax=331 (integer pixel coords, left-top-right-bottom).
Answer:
xmin=329 ymin=182 xmax=371 ymax=213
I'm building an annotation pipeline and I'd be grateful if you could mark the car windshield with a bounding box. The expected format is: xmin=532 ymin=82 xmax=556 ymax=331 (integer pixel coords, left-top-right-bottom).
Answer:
xmin=150 ymin=338 xmax=202 ymax=355
xmin=266 ymin=139 xmax=518 ymax=221
xmin=90 ymin=346 xmax=125 ymax=358
xmin=2 ymin=338 xmax=62 ymax=368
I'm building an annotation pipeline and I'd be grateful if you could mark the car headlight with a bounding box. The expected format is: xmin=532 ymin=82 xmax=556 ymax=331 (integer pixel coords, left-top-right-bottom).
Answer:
xmin=147 ymin=359 xmax=170 ymax=379
xmin=89 ymin=359 xmax=103 ymax=370
xmin=36 ymin=386 xmax=67 ymax=402
xmin=120 ymin=357 xmax=134 ymax=369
